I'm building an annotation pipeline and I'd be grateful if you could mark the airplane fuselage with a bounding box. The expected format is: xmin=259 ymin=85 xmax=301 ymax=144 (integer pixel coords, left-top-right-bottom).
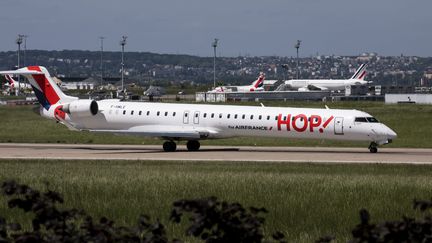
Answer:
xmin=42 ymin=101 xmax=396 ymax=145
xmin=285 ymin=79 xmax=368 ymax=91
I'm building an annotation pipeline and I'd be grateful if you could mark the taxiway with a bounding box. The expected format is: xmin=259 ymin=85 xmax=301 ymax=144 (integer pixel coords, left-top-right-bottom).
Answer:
xmin=0 ymin=143 xmax=431 ymax=164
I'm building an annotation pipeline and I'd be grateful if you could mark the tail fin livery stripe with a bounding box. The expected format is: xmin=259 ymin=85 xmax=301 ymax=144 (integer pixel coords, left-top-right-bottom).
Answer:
xmin=28 ymin=66 xmax=60 ymax=106
xmin=357 ymin=71 xmax=367 ymax=80
xmin=4 ymin=75 xmax=14 ymax=87
xmin=253 ymin=73 xmax=265 ymax=88
xmin=351 ymin=64 xmax=366 ymax=79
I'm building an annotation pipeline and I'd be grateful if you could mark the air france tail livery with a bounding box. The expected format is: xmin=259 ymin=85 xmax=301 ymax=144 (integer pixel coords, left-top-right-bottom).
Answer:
xmin=285 ymin=64 xmax=372 ymax=91
xmin=212 ymin=72 xmax=265 ymax=92
xmin=0 ymin=66 xmax=396 ymax=153
xmin=3 ymin=74 xmax=32 ymax=90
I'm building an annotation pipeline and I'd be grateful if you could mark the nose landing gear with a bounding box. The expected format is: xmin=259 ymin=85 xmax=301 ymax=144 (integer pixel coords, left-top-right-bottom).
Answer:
xmin=369 ymin=142 xmax=378 ymax=153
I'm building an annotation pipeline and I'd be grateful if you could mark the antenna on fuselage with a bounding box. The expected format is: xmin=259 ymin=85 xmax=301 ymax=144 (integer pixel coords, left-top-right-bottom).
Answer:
xmin=260 ymin=103 xmax=265 ymax=107
xmin=325 ymin=105 xmax=330 ymax=110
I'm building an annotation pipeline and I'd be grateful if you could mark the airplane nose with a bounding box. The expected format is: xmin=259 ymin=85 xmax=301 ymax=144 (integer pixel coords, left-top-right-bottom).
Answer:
xmin=385 ymin=126 xmax=397 ymax=140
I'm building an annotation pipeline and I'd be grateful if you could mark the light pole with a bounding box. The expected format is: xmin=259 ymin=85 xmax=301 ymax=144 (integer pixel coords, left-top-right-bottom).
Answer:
xmin=120 ymin=36 xmax=127 ymax=93
xmin=212 ymin=38 xmax=218 ymax=88
xmin=99 ymin=36 xmax=105 ymax=88
xmin=16 ymin=35 xmax=24 ymax=95
xmin=294 ymin=40 xmax=301 ymax=79
xmin=16 ymin=35 xmax=23 ymax=69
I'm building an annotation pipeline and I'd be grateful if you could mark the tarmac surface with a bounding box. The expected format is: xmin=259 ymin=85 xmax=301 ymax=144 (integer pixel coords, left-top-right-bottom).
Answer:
xmin=0 ymin=143 xmax=431 ymax=164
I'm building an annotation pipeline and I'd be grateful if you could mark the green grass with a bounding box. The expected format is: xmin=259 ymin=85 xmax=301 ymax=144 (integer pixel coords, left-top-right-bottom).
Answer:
xmin=0 ymin=160 xmax=432 ymax=242
xmin=1 ymin=101 xmax=432 ymax=147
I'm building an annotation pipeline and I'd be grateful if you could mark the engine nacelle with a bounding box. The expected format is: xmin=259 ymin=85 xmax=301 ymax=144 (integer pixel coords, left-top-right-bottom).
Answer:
xmin=62 ymin=100 xmax=98 ymax=117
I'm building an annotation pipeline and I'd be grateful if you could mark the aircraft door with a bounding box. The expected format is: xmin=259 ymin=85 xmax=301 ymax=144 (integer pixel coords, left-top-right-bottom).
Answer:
xmin=334 ymin=117 xmax=344 ymax=135
xmin=183 ymin=111 xmax=190 ymax=124
xmin=193 ymin=111 xmax=200 ymax=124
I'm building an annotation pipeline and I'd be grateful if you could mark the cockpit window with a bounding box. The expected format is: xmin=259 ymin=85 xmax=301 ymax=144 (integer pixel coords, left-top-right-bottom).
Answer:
xmin=355 ymin=117 xmax=380 ymax=123
xmin=355 ymin=117 xmax=368 ymax=123
xmin=366 ymin=117 xmax=379 ymax=123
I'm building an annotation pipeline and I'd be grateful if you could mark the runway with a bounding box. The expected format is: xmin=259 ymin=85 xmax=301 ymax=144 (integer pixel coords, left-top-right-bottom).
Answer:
xmin=0 ymin=143 xmax=431 ymax=164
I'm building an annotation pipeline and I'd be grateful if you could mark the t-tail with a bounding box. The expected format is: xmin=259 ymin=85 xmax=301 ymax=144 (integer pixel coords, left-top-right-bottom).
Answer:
xmin=350 ymin=64 xmax=368 ymax=80
xmin=0 ymin=66 xmax=98 ymax=127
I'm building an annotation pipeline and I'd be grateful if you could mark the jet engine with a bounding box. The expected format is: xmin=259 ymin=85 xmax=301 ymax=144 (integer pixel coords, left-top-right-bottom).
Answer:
xmin=62 ymin=100 xmax=98 ymax=117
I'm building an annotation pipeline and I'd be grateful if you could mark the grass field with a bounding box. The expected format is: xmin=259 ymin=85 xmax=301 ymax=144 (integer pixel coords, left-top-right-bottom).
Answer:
xmin=0 ymin=159 xmax=431 ymax=242
xmin=1 ymin=101 xmax=431 ymax=147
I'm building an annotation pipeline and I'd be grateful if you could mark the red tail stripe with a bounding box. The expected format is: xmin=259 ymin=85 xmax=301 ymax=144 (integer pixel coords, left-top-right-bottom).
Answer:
xmin=28 ymin=66 xmax=60 ymax=105
xmin=357 ymin=71 xmax=366 ymax=80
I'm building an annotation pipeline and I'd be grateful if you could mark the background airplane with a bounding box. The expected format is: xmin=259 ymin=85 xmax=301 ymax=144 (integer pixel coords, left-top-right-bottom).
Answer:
xmin=284 ymin=64 xmax=372 ymax=91
xmin=3 ymin=74 xmax=32 ymax=90
xmin=0 ymin=66 xmax=396 ymax=153
xmin=212 ymin=72 xmax=266 ymax=92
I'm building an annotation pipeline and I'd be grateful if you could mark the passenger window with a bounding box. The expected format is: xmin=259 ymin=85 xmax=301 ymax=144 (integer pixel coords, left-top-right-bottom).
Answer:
xmin=123 ymin=110 xmax=126 ymax=115
xmin=250 ymin=115 xmax=254 ymax=120
xmin=283 ymin=116 xmax=286 ymax=120
xmin=259 ymin=115 xmax=262 ymax=120
xmin=157 ymin=111 xmax=160 ymax=116
xmin=195 ymin=113 xmax=199 ymax=118
xmin=139 ymin=111 xmax=142 ymax=115
xmin=211 ymin=113 xmax=214 ymax=118
xmin=165 ymin=112 xmax=168 ymax=116
xmin=185 ymin=113 xmax=188 ymax=117
xmin=267 ymin=115 xmax=270 ymax=120
xmin=219 ymin=114 xmax=222 ymax=118
xmin=242 ymin=114 xmax=245 ymax=119
xmin=234 ymin=114 xmax=238 ymax=119
xmin=204 ymin=113 xmax=207 ymax=118
xmin=275 ymin=116 xmax=278 ymax=121
xmin=173 ymin=112 xmax=176 ymax=116
xmin=147 ymin=111 xmax=150 ymax=116
xmin=227 ymin=114 xmax=231 ymax=119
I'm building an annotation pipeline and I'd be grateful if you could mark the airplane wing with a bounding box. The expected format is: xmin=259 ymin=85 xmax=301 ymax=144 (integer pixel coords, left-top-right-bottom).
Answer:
xmin=307 ymin=84 xmax=328 ymax=91
xmin=87 ymin=125 xmax=214 ymax=140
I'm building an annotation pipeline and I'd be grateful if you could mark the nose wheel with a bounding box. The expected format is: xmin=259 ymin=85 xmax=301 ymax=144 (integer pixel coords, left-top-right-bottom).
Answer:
xmin=163 ymin=141 xmax=177 ymax=152
xmin=369 ymin=142 xmax=378 ymax=153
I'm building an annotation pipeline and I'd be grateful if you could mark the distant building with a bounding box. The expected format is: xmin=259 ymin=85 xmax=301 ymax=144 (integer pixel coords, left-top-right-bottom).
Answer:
xmin=58 ymin=77 xmax=98 ymax=90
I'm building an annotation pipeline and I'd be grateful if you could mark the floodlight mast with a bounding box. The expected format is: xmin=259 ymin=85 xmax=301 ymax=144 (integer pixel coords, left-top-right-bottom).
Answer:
xmin=212 ymin=38 xmax=219 ymax=88
xmin=16 ymin=35 xmax=24 ymax=95
xmin=99 ymin=36 xmax=105 ymax=87
xmin=294 ymin=40 xmax=301 ymax=79
xmin=120 ymin=36 xmax=127 ymax=93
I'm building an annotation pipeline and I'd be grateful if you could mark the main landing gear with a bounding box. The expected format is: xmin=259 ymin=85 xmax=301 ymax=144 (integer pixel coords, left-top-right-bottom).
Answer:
xmin=162 ymin=140 xmax=201 ymax=152
xmin=369 ymin=142 xmax=378 ymax=153
xmin=163 ymin=141 xmax=177 ymax=152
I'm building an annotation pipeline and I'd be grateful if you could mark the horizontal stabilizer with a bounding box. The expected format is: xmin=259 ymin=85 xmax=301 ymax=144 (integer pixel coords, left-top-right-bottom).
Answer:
xmin=0 ymin=69 xmax=43 ymax=75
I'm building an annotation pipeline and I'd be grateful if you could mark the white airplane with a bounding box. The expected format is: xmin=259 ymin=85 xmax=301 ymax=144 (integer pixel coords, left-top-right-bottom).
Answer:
xmin=0 ymin=66 xmax=397 ymax=153
xmin=3 ymin=74 xmax=32 ymax=90
xmin=212 ymin=72 xmax=265 ymax=92
xmin=285 ymin=64 xmax=372 ymax=91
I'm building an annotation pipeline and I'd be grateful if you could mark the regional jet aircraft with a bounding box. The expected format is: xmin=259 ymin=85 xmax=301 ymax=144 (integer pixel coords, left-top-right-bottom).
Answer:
xmin=3 ymin=74 xmax=32 ymax=90
xmin=285 ymin=64 xmax=372 ymax=91
xmin=0 ymin=66 xmax=396 ymax=153
xmin=212 ymin=72 xmax=265 ymax=92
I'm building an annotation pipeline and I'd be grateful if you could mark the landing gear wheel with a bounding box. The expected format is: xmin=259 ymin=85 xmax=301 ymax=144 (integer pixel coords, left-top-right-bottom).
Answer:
xmin=163 ymin=141 xmax=177 ymax=152
xmin=369 ymin=142 xmax=378 ymax=153
xmin=186 ymin=140 xmax=200 ymax=151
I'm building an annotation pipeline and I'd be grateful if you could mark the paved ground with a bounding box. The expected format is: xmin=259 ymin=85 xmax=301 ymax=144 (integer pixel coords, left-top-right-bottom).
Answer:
xmin=0 ymin=143 xmax=431 ymax=164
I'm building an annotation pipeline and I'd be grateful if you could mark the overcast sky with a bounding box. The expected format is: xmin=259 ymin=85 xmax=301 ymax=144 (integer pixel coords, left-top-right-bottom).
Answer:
xmin=0 ymin=0 xmax=431 ymax=57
